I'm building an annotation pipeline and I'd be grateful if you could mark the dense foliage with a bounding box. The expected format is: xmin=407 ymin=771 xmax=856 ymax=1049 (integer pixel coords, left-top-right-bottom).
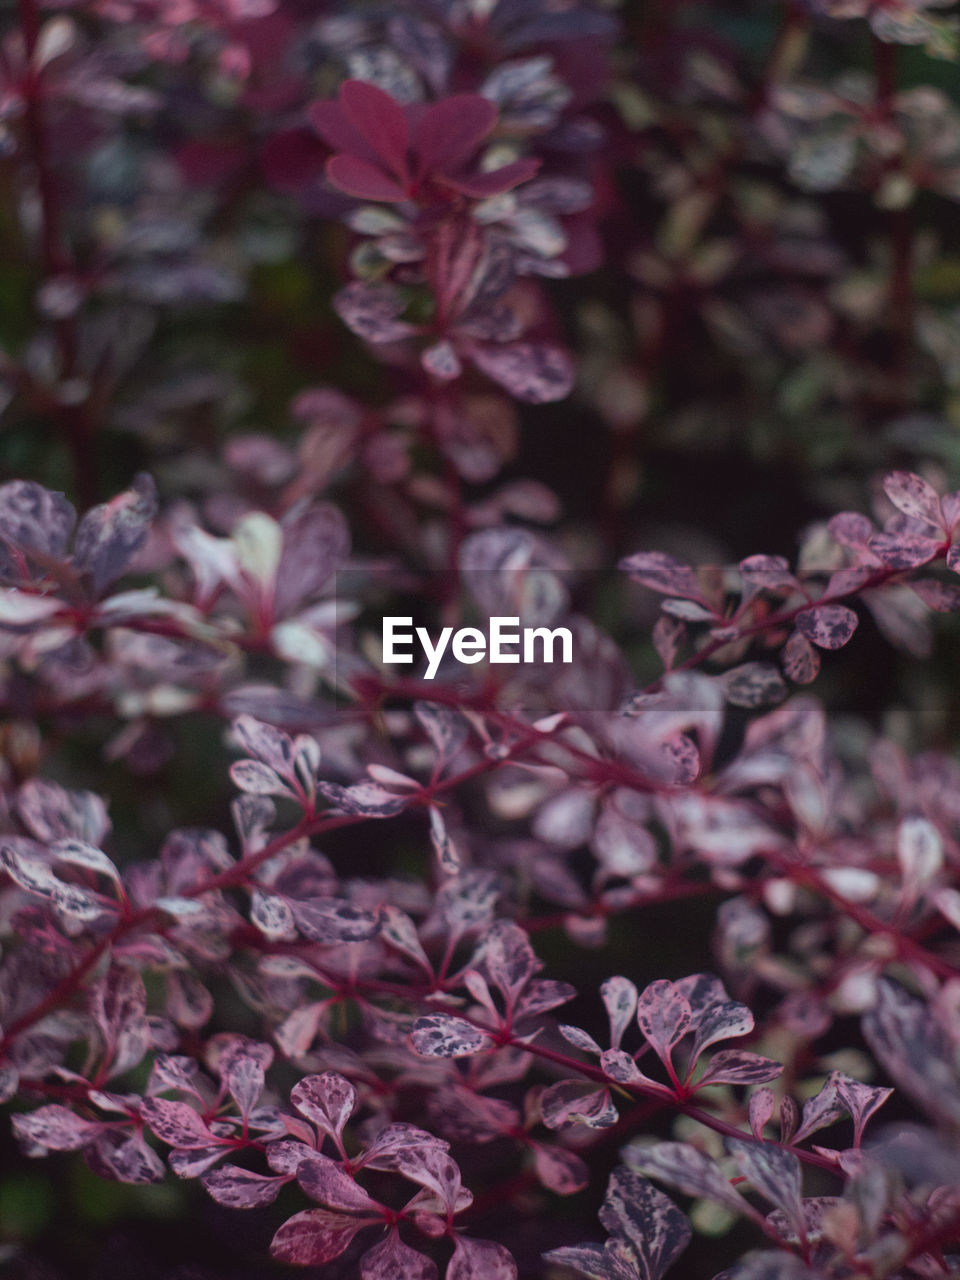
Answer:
xmin=3 ymin=0 xmax=960 ymax=1277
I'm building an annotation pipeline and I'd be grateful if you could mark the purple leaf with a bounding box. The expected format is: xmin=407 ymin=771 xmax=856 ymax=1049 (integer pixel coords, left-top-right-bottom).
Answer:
xmin=911 ymin=579 xmax=960 ymax=611
xmin=559 ymin=1025 xmax=603 ymax=1056
xmin=291 ymin=897 xmax=382 ymax=943
xmin=17 ymin=778 xmax=109 ymax=844
xmin=91 ymin=966 xmax=150 ymax=1077
xmin=85 ymin=1130 xmax=165 ymax=1184
xmin=782 ymin=630 xmax=820 ymax=684
xmin=598 ymin=1166 xmax=692 ymax=1280
xmin=689 ymin=999 xmax=754 ymax=1060
xmin=203 ymin=1164 xmax=288 ymax=1208
xmin=270 ymin=1208 xmax=369 ymax=1266
xmin=618 ymin=552 xmax=702 ymax=600
xmin=832 ymin=1074 xmax=893 ymax=1145
xmin=326 ymin=154 xmax=408 ymax=201
xmin=738 ymin=555 xmax=798 ymax=597
xmin=636 ymin=980 xmax=692 ymax=1071
xmin=869 ymin=532 xmax=941 ymax=569
xmin=290 ymin=1072 xmax=357 ymax=1145
xmin=139 ymin=1098 xmax=218 ymax=1149
xmin=623 ymin=1141 xmax=745 ymax=1217
xmin=471 ymin=343 xmax=574 ymax=404
xmin=863 ymin=981 xmax=960 ymax=1130
xmin=543 ymin=1243 xmax=634 ymax=1280
xmin=828 ymin=512 xmax=873 ymax=548
xmin=791 ymin=1075 xmax=847 ymax=1145
xmin=217 ymin=1036 xmax=273 ymax=1120
xmin=73 ymin=473 xmax=157 ymax=594
xmin=229 ymin=760 xmax=293 ymax=798
xmin=480 ymin=920 xmax=540 ymax=1003
xmin=12 ymin=1105 xmax=100 ymax=1152
xmin=721 ymin=664 xmax=787 ymax=709
xmin=413 ymin=94 xmax=496 ymax=174
xmin=883 ymin=471 xmax=943 ymax=527
xmin=298 ymin=1154 xmax=380 ymax=1212
xmin=447 ymin=1237 xmax=517 ymax=1280
xmin=532 ymin=1143 xmax=589 ymax=1195
xmin=250 ymin=889 xmax=296 ymax=940
xmin=727 ymin=1139 xmax=803 ymax=1238
xmin=794 ymin=605 xmax=858 ymax=650
xmin=749 ymin=1089 xmax=776 ymax=1140
xmin=541 ymin=1081 xmax=618 ymax=1130
xmin=361 ymin=1232 xmax=438 ymax=1280
xmin=337 ymin=80 xmax=410 ymax=176
xmin=333 ymin=282 xmax=415 ymax=344
xmin=428 ymin=805 xmax=460 ymax=875
xmin=0 ymin=480 xmax=75 ymax=576
xmin=601 ymin=977 xmax=638 ymax=1051
xmin=370 ymin=1144 xmax=464 ymax=1213
xmin=410 ymin=1014 xmax=493 ymax=1058
xmin=695 ymin=1050 xmax=783 ymax=1088
xmin=513 ymin=979 xmax=577 ymax=1019
xmin=274 ymin=503 xmax=350 ymax=617
xmin=319 ymin=781 xmax=409 ymax=817
xmin=414 ymin=702 xmax=468 ymax=769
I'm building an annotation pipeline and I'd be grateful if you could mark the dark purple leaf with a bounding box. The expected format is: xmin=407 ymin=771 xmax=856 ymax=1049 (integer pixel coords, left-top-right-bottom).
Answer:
xmin=73 ymin=473 xmax=157 ymax=594
xmin=274 ymin=503 xmax=350 ymax=616
xmin=0 ymin=481 xmax=75 ymax=577
xmin=794 ymin=605 xmax=858 ymax=650
xmin=598 ymin=1166 xmax=692 ymax=1280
